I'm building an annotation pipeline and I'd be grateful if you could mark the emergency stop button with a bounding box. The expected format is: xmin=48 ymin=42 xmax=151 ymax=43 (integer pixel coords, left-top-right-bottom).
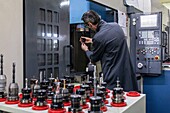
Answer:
xmin=154 ymin=55 xmax=159 ymax=60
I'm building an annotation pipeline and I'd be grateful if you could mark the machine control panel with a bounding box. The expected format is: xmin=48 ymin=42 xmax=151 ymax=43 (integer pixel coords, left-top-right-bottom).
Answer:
xmin=130 ymin=12 xmax=162 ymax=75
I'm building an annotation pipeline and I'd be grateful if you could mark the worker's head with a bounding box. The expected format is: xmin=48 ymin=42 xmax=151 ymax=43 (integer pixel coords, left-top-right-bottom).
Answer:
xmin=81 ymin=10 xmax=101 ymax=31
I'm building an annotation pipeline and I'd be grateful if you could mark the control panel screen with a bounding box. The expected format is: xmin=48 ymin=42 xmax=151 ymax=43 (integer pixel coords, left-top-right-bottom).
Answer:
xmin=140 ymin=14 xmax=158 ymax=28
xmin=140 ymin=31 xmax=147 ymax=39
xmin=139 ymin=30 xmax=160 ymax=45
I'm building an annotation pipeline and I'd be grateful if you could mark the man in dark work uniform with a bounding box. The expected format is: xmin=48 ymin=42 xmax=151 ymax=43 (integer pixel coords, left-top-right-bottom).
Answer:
xmin=80 ymin=10 xmax=138 ymax=91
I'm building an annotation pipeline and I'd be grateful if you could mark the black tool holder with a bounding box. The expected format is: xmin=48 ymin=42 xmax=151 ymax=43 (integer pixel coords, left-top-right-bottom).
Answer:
xmin=67 ymin=84 xmax=74 ymax=94
xmin=5 ymin=63 xmax=19 ymax=104
xmin=101 ymin=82 xmax=110 ymax=93
xmin=53 ymin=81 xmax=60 ymax=94
xmin=32 ymin=89 xmax=49 ymax=110
xmin=59 ymin=79 xmax=66 ymax=88
xmin=48 ymin=77 xmax=55 ymax=89
xmin=85 ymin=63 xmax=94 ymax=92
xmin=40 ymin=79 xmax=49 ymax=90
xmin=85 ymin=81 xmax=93 ymax=95
xmin=19 ymin=78 xmax=32 ymax=104
xmin=98 ymin=86 xmax=106 ymax=97
xmin=88 ymin=65 xmax=103 ymax=113
xmin=34 ymin=89 xmax=47 ymax=106
xmin=51 ymin=94 xmax=64 ymax=110
xmin=30 ymin=78 xmax=37 ymax=93
xmin=98 ymin=86 xmax=108 ymax=104
xmin=60 ymin=88 xmax=71 ymax=106
xmin=101 ymin=82 xmax=106 ymax=88
xmin=110 ymin=78 xmax=126 ymax=107
xmin=88 ymin=96 xmax=103 ymax=113
xmin=20 ymin=88 xmax=32 ymax=103
xmin=98 ymin=86 xmax=109 ymax=98
xmin=64 ymin=75 xmax=74 ymax=83
xmin=81 ymin=84 xmax=90 ymax=99
xmin=47 ymin=85 xmax=54 ymax=104
xmin=76 ymin=89 xmax=89 ymax=109
xmin=80 ymin=74 xmax=87 ymax=85
xmin=112 ymin=79 xmax=124 ymax=103
xmin=32 ymin=80 xmax=40 ymax=99
xmin=48 ymin=94 xmax=66 ymax=113
xmin=96 ymin=91 xmax=107 ymax=112
xmin=96 ymin=91 xmax=105 ymax=104
xmin=60 ymin=79 xmax=71 ymax=106
xmin=0 ymin=54 xmax=7 ymax=101
xmin=47 ymin=74 xmax=55 ymax=99
xmin=68 ymin=94 xmax=84 ymax=113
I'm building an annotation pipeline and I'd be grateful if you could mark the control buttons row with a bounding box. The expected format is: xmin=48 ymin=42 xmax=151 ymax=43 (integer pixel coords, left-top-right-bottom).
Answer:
xmin=137 ymin=47 xmax=160 ymax=55
xmin=136 ymin=56 xmax=160 ymax=60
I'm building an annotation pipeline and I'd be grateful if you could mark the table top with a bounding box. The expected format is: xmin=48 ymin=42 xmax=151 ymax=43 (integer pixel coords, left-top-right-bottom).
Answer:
xmin=0 ymin=92 xmax=145 ymax=113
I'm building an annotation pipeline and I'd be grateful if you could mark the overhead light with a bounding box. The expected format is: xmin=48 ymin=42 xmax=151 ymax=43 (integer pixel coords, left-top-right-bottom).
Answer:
xmin=160 ymin=0 xmax=170 ymax=9
xmin=162 ymin=3 xmax=170 ymax=9
xmin=60 ymin=1 xmax=70 ymax=8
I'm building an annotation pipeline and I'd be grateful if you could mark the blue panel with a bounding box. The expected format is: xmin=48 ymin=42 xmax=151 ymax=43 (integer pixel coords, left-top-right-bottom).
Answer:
xmin=143 ymin=70 xmax=170 ymax=113
xmin=89 ymin=2 xmax=114 ymax=22
xmin=70 ymin=0 xmax=90 ymax=24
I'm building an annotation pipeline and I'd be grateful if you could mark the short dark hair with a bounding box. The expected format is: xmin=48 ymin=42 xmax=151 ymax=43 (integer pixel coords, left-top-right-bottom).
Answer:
xmin=81 ymin=10 xmax=101 ymax=25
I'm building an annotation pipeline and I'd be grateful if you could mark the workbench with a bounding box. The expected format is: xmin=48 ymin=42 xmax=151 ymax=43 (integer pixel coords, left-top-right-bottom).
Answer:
xmin=0 ymin=92 xmax=145 ymax=113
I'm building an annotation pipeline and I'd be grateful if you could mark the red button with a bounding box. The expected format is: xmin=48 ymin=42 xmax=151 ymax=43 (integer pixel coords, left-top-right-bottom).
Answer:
xmin=155 ymin=56 xmax=159 ymax=60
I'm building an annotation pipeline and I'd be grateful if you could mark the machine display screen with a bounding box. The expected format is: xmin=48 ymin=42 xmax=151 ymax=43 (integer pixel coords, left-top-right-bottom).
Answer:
xmin=140 ymin=14 xmax=158 ymax=28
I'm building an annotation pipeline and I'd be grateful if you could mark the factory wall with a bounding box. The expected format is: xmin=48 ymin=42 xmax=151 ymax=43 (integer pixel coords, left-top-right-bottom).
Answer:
xmin=0 ymin=0 xmax=23 ymax=91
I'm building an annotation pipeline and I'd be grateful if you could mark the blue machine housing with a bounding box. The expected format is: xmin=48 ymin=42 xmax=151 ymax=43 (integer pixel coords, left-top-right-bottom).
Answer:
xmin=143 ymin=70 xmax=170 ymax=113
xmin=70 ymin=0 xmax=114 ymax=24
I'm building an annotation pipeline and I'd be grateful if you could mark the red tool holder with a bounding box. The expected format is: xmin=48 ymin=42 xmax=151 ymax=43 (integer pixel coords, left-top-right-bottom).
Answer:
xmin=5 ymin=100 xmax=19 ymax=104
xmin=106 ymin=94 xmax=110 ymax=98
xmin=32 ymin=105 xmax=49 ymax=110
xmin=47 ymin=99 xmax=52 ymax=104
xmin=0 ymin=98 xmax=6 ymax=102
xmin=73 ymin=86 xmax=80 ymax=92
xmin=48 ymin=108 xmax=66 ymax=113
xmin=86 ymin=98 xmax=90 ymax=102
xmin=110 ymin=102 xmax=127 ymax=107
xmin=100 ymin=106 xmax=107 ymax=112
xmin=66 ymin=112 xmax=84 ymax=113
xmin=126 ymin=91 xmax=140 ymax=97
xmin=19 ymin=93 xmax=22 ymax=99
xmin=81 ymin=103 xmax=89 ymax=109
xmin=104 ymin=100 xmax=109 ymax=104
xmin=63 ymin=102 xmax=71 ymax=106
xmin=18 ymin=102 xmax=33 ymax=107
xmin=106 ymin=89 xmax=110 ymax=93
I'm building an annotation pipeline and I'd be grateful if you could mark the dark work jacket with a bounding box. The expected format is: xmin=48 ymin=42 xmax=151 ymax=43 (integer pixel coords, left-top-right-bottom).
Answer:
xmin=86 ymin=20 xmax=138 ymax=91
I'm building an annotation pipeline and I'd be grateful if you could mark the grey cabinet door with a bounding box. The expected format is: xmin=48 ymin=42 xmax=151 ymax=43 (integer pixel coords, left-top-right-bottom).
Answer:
xmin=24 ymin=0 xmax=70 ymax=81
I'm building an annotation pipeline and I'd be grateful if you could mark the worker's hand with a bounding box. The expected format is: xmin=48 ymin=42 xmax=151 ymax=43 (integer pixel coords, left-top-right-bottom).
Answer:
xmin=80 ymin=36 xmax=92 ymax=44
xmin=81 ymin=43 xmax=89 ymax=51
